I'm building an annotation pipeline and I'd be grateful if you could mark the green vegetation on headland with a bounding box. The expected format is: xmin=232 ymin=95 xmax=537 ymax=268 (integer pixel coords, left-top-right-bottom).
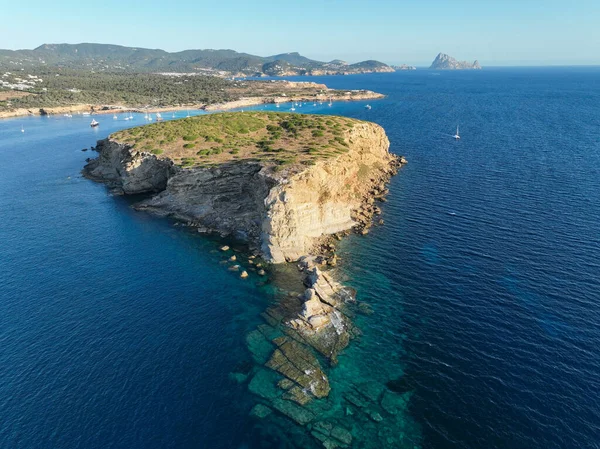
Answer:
xmin=111 ymin=112 xmax=359 ymax=168
xmin=0 ymin=70 xmax=233 ymax=110
xmin=0 ymin=67 xmax=382 ymax=115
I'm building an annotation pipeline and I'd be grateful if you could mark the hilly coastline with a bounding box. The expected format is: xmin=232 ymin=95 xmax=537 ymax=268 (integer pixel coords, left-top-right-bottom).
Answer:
xmin=0 ymin=43 xmax=395 ymax=77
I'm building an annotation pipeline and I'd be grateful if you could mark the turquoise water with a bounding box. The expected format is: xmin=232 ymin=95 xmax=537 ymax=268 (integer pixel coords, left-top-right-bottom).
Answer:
xmin=1 ymin=68 xmax=600 ymax=448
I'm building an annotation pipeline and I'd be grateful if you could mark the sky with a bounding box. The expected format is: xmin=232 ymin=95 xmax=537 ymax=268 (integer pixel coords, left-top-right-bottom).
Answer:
xmin=1 ymin=0 xmax=599 ymax=66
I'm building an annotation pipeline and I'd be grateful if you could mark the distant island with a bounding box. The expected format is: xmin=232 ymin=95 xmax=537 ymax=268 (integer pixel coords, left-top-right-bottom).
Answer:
xmin=429 ymin=53 xmax=481 ymax=70
xmin=0 ymin=43 xmax=395 ymax=77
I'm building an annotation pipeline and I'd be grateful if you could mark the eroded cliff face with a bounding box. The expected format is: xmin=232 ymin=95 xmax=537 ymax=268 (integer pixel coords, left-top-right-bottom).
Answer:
xmin=83 ymin=139 xmax=174 ymax=194
xmin=262 ymin=123 xmax=393 ymax=262
xmin=83 ymin=121 xmax=395 ymax=262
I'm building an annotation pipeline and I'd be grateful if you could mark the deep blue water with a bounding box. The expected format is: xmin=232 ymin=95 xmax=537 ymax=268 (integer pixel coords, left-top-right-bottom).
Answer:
xmin=1 ymin=67 xmax=600 ymax=448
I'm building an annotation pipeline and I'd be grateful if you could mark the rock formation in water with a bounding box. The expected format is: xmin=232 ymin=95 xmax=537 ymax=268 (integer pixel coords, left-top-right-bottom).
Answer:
xmin=83 ymin=111 xmax=409 ymax=448
xmin=84 ymin=112 xmax=402 ymax=263
xmin=429 ymin=52 xmax=482 ymax=70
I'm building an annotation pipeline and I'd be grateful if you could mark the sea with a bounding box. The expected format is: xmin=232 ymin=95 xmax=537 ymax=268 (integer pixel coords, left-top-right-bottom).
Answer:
xmin=0 ymin=67 xmax=599 ymax=449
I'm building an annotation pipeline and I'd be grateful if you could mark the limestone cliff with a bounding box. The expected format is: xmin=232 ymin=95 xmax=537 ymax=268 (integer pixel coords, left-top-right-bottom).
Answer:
xmin=84 ymin=117 xmax=399 ymax=263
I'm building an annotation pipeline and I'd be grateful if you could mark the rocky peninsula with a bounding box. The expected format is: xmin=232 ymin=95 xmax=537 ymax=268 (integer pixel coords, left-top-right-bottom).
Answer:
xmin=0 ymin=78 xmax=383 ymax=119
xmin=83 ymin=111 xmax=408 ymax=448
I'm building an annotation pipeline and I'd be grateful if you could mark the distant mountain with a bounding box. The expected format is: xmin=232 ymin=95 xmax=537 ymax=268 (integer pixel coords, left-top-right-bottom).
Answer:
xmin=0 ymin=43 xmax=395 ymax=77
xmin=267 ymin=52 xmax=316 ymax=66
xmin=429 ymin=53 xmax=481 ymax=70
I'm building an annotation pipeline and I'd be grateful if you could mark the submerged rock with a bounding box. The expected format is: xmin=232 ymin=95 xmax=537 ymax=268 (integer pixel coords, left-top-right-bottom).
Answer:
xmin=271 ymin=398 xmax=316 ymax=425
xmin=266 ymin=336 xmax=330 ymax=399
xmin=250 ymin=403 xmax=273 ymax=419
xmin=380 ymin=390 xmax=412 ymax=415
xmin=248 ymin=369 xmax=281 ymax=401
xmin=246 ymin=329 xmax=274 ymax=364
xmin=331 ymin=426 xmax=353 ymax=445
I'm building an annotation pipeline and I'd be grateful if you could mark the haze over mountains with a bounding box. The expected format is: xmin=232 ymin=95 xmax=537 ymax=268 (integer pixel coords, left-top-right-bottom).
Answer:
xmin=0 ymin=43 xmax=395 ymax=76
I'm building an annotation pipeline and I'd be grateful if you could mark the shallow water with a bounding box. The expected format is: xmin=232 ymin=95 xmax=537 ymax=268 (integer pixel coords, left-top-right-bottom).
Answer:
xmin=1 ymin=68 xmax=600 ymax=448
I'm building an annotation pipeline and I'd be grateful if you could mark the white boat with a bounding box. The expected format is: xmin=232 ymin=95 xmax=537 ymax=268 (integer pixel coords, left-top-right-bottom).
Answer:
xmin=290 ymin=101 xmax=295 ymax=112
xmin=113 ymin=114 xmax=117 ymax=120
xmin=90 ymin=119 xmax=99 ymax=128
xmin=365 ymin=104 xmax=372 ymax=110
xmin=186 ymin=110 xmax=190 ymax=118
xmin=156 ymin=112 xmax=163 ymax=121
xmin=276 ymin=103 xmax=280 ymax=108
xmin=328 ymin=97 xmax=333 ymax=107
xmin=172 ymin=113 xmax=175 ymax=118
xmin=21 ymin=125 xmax=24 ymax=133
xmin=63 ymin=113 xmax=72 ymax=117
xmin=82 ymin=112 xmax=91 ymax=116
xmin=129 ymin=113 xmax=133 ymax=119
xmin=453 ymin=125 xmax=460 ymax=140
xmin=148 ymin=114 xmax=153 ymax=121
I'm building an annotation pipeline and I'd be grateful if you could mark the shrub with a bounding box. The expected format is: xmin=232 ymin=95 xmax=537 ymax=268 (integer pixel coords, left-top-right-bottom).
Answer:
xmin=151 ymin=149 xmax=164 ymax=155
xmin=183 ymin=143 xmax=195 ymax=149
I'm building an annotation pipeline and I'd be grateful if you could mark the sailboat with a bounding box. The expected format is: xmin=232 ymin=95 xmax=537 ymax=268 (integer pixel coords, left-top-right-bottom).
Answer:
xmin=172 ymin=112 xmax=175 ymax=118
xmin=113 ymin=114 xmax=118 ymax=120
xmin=328 ymin=97 xmax=333 ymax=107
xmin=453 ymin=125 xmax=460 ymax=140
xmin=365 ymin=104 xmax=372 ymax=110
xmin=186 ymin=110 xmax=190 ymax=118
xmin=156 ymin=112 xmax=163 ymax=121
xmin=129 ymin=113 xmax=134 ymax=120
xmin=21 ymin=125 xmax=24 ymax=133
xmin=90 ymin=119 xmax=99 ymax=128
xmin=148 ymin=114 xmax=153 ymax=122
xmin=276 ymin=103 xmax=280 ymax=108
xmin=290 ymin=101 xmax=295 ymax=112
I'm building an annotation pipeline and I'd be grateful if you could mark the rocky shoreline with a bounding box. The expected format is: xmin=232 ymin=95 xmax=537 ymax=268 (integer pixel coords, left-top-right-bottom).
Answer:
xmin=203 ymin=90 xmax=384 ymax=112
xmin=0 ymin=86 xmax=384 ymax=119
xmin=82 ymin=112 xmax=410 ymax=448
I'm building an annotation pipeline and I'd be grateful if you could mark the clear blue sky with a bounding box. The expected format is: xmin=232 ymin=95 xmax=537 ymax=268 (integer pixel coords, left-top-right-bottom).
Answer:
xmin=2 ymin=0 xmax=599 ymax=66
